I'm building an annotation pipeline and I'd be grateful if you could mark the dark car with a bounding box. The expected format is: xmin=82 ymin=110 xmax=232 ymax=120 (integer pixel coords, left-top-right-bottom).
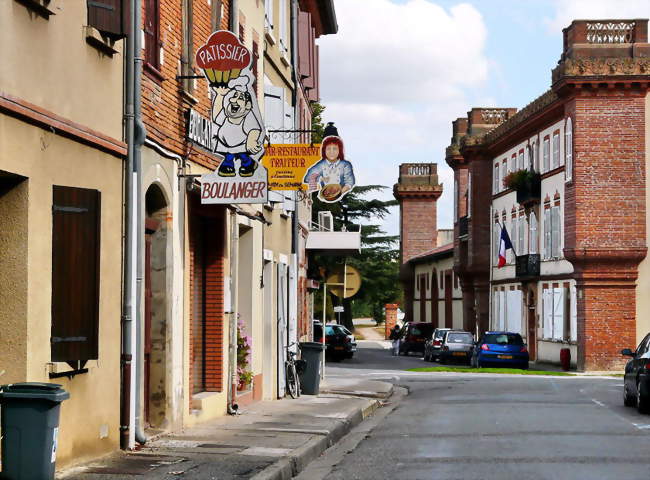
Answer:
xmin=423 ymin=327 xmax=452 ymax=362
xmin=314 ymin=321 xmax=356 ymax=361
xmin=622 ymin=332 xmax=650 ymax=413
xmin=471 ymin=331 xmax=529 ymax=369
xmin=398 ymin=322 xmax=435 ymax=356
xmin=438 ymin=330 xmax=474 ymax=365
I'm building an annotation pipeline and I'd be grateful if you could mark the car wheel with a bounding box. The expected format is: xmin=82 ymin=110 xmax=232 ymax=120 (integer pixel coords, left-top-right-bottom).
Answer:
xmin=637 ymin=380 xmax=649 ymax=414
xmin=624 ymin=383 xmax=636 ymax=407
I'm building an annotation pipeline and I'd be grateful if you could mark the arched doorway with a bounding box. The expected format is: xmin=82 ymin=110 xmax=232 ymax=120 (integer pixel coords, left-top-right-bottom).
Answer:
xmin=144 ymin=184 xmax=169 ymax=430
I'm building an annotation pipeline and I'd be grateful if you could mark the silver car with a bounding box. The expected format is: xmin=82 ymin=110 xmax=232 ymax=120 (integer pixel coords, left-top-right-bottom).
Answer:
xmin=439 ymin=331 xmax=474 ymax=365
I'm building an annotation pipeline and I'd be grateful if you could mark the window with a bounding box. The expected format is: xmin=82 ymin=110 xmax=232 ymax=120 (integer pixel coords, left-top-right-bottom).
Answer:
xmin=144 ymin=0 xmax=161 ymax=71
xmin=181 ymin=0 xmax=194 ymax=94
xmin=211 ymin=0 xmax=223 ymax=31
xmin=543 ymin=205 xmax=561 ymax=259
xmin=543 ymin=286 xmax=569 ymax=341
xmin=494 ymin=164 xmax=500 ymax=194
xmin=265 ymin=0 xmax=274 ymax=30
xmin=565 ymin=118 xmax=573 ymax=182
xmin=543 ymin=137 xmax=550 ymax=172
xmin=511 ymin=218 xmax=517 ymax=264
xmin=511 ymin=154 xmax=516 ymax=173
xmin=467 ymin=173 xmax=472 ymax=218
xmin=534 ymin=141 xmax=540 ymax=172
xmin=526 ymin=145 xmax=533 ymax=171
xmin=518 ymin=214 xmax=526 ymax=253
xmin=279 ymin=0 xmax=288 ymax=54
xmin=51 ymin=186 xmax=101 ymax=364
xmin=494 ymin=221 xmax=501 ymax=265
xmin=553 ymin=132 xmax=560 ymax=168
xmin=87 ymin=0 xmax=127 ymax=39
xmin=501 ymin=160 xmax=506 ymax=189
xmin=529 ymin=212 xmax=537 ymax=255
xmin=518 ymin=151 xmax=524 ymax=170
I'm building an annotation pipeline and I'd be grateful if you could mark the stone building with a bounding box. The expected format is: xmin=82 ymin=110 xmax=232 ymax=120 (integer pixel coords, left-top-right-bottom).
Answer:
xmin=447 ymin=19 xmax=650 ymax=371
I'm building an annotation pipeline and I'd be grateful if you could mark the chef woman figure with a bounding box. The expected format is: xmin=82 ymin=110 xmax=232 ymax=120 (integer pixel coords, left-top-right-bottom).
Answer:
xmin=304 ymin=135 xmax=355 ymax=203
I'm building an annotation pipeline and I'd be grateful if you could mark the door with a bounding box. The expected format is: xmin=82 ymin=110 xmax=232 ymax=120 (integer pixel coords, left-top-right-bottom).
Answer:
xmin=419 ymin=275 xmax=427 ymax=323
xmin=444 ymin=272 xmax=453 ymax=328
xmin=144 ymin=218 xmax=159 ymax=425
xmin=527 ymin=291 xmax=537 ymax=361
xmin=262 ymin=261 xmax=274 ymax=398
xmin=277 ymin=262 xmax=288 ymax=398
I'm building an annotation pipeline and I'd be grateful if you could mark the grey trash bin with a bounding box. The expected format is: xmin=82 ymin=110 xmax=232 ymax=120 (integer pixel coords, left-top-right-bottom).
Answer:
xmin=0 ymin=382 xmax=70 ymax=480
xmin=299 ymin=342 xmax=326 ymax=395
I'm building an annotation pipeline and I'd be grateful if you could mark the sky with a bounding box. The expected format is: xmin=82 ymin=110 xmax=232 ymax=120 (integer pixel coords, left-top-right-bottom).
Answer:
xmin=317 ymin=0 xmax=649 ymax=238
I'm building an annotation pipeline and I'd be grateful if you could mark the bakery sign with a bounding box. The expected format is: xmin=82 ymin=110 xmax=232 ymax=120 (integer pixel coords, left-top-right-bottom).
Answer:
xmin=195 ymin=30 xmax=268 ymax=204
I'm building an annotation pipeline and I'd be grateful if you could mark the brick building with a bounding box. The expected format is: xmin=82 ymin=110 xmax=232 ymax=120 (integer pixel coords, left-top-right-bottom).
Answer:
xmin=447 ymin=19 xmax=650 ymax=371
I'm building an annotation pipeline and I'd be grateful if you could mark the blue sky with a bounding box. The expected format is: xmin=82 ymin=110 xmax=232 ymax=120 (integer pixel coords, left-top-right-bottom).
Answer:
xmin=317 ymin=0 xmax=648 ymax=239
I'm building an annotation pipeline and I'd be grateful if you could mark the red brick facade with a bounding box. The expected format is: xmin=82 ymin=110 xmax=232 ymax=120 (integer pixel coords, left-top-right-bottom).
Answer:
xmin=447 ymin=19 xmax=650 ymax=370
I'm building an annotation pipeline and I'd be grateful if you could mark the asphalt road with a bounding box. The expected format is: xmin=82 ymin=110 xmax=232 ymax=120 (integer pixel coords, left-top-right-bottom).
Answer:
xmin=319 ymin=340 xmax=650 ymax=480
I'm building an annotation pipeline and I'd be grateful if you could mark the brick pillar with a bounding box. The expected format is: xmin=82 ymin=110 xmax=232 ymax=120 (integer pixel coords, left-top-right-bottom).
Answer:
xmin=384 ymin=303 xmax=399 ymax=340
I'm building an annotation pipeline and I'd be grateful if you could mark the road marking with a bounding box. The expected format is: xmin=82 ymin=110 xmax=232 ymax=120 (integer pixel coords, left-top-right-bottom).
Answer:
xmin=632 ymin=423 xmax=650 ymax=430
xmin=591 ymin=398 xmax=605 ymax=407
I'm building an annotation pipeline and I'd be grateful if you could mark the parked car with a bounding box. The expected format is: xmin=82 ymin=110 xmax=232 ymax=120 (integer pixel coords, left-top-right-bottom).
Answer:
xmin=398 ymin=322 xmax=435 ymax=356
xmin=621 ymin=331 xmax=650 ymax=413
xmin=471 ymin=331 xmax=529 ymax=369
xmin=438 ymin=330 xmax=474 ymax=365
xmin=423 ymin=327 xmax=452 ymax=362
xmin=314 ymin=321 xmax=356 ymax=360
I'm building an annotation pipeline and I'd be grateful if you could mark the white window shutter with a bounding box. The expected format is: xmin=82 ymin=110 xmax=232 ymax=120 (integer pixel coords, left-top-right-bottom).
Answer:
xmin=543 ymin=209 xmax=551 ymax=260
xmin=529 ymin=212 xmax=537 ymax=255
xmin=543 ymin=289 xmax=553 ymax=339
xmin=565 ymin=118 xmax=573 ymax=182
xmin=264 ymin=84 xmax=284 ymax=132
xmin=499 ymin=290 xmax=506 ymax=331
xmin=551 ymin=206 xmax=560 ymax=259
xmin=518 ymin=216 xmax=525 ymax=253
xmin=493 ymin=290 xmax=499 ymax=330
xmin=553 ymin=287 xmax=564 ymax=340
xmin=511 ymin=219 xmax=517 ymax=264
xmin=570 ymin=285 xmax=577 ymax=342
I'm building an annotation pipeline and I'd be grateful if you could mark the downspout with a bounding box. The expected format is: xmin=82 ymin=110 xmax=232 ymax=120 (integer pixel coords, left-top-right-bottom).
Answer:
xmin=290 ymin=0 xmax=299 ymax=257
xmin=134 ymin=0 xmax=148 ymax=445
xmin=229 ymin=0 xmax=239 ymax=33
xmin=121 ymin=0 xmax=137 ymax=450
xmin=228 ymin=209 xmax=240 ymax=414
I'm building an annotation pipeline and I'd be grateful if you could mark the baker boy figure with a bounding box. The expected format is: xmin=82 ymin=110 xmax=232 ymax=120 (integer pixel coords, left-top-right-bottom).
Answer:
xmin=211 ymin=72 xmax=264 ymax=177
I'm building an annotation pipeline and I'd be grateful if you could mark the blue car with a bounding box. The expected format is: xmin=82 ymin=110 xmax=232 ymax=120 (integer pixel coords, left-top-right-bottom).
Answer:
xmin=471 ymin=331 xmax=529 ymax=369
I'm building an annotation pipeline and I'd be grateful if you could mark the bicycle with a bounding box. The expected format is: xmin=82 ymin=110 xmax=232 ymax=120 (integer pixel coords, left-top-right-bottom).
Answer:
xmin=286 ymin=343 xmax=305 ymax=399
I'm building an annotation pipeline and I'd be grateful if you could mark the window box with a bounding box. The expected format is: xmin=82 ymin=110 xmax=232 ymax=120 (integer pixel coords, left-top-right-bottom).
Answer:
xmin=504 ymin=170 xmax=541 ymax=205
xmin=516 ymin=254 xmax=540 ymax=278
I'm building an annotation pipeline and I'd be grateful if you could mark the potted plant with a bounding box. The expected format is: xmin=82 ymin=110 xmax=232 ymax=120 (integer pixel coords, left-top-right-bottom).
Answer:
xmin=504 ymin=169 xmax=541 ymax=204
xmin=236 ymin=319 xmax=252 ymax=391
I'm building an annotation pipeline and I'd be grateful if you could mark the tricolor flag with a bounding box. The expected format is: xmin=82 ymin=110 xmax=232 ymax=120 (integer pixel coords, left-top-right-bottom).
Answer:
xmin=497 ymin=225 xmax=513 ymax=268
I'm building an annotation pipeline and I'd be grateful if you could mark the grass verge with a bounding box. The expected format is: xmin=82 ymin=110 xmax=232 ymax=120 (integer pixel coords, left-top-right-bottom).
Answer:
xmin=407 ymin=366 xmax=574 ymax=376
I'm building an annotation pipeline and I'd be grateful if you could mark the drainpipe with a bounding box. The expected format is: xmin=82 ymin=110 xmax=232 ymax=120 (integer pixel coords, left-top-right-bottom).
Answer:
xmin=230 ymin=0 xmax=239 ymax=33
xmin=133 ymin=0 xmax=148 ymax=446
xmin=121 ymin=0 xmax=137 ymax=450
xmin=227 ymin=209 xmax=240 ymax=414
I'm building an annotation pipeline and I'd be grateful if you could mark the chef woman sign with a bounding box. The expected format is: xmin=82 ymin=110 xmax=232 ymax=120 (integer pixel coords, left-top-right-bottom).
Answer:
xmin=303 ymin=132 xmax=355 ymax=203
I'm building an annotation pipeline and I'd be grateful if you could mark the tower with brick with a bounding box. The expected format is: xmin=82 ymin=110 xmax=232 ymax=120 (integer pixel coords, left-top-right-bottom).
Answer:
xmin=393 ymin=163 xmax=443 ymax=322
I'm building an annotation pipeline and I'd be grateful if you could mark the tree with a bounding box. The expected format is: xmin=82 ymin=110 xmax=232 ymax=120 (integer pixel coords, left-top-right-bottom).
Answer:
xmin=310 ymin=102 xmax=326 ymax=143
xmin=311 ymin=185 xmax=401 ymax=331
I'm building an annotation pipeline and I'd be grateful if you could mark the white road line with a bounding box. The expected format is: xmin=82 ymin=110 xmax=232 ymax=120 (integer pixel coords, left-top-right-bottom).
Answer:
xmin=591 ymin=398 xmax=606 ymax=407
xmin=632 ymin=423 xmax=650 ymax=430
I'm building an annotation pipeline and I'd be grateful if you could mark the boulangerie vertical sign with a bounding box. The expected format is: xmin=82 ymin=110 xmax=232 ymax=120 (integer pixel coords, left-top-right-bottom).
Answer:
xmin=196 ymin=30 xmax=268 ymax=204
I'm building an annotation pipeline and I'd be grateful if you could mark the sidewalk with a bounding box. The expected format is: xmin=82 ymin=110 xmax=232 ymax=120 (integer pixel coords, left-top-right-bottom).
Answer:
xmin=58 ymin=378 xmax=394 ymax=480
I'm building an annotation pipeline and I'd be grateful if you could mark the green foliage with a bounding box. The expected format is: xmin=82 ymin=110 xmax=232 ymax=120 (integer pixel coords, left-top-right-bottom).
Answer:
xmin=311 ymin=102 xmax=326 ymax=143
xmin=503 ymin=169 xmax=541 ymax=191
xmin=311 ymin=185 xmax=401 ymax=329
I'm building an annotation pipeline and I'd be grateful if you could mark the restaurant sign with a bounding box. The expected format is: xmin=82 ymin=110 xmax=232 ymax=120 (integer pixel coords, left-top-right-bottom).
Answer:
xmin=262 ymin=144 xmax=321 ymax=190
xmin=195 ymin=30 xmax=268 ymax=204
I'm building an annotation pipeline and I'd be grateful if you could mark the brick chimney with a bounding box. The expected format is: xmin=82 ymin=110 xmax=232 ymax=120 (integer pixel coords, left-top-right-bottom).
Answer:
xmin=393 ymin=163 xmax=443 ymax=264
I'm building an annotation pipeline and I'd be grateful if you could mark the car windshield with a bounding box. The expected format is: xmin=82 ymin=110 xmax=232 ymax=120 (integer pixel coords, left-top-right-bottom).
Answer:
xmin=484 ymin=333 xmax=523 ymax=345
xmin=434 ymin=330 xmax=448 ymax=340
xmin=447 ymin=333 xmax=473 ymax=343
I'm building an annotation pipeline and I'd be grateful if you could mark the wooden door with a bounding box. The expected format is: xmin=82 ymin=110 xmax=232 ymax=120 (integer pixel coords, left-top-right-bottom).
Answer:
xmin=444 ymin=272 xmax=453 ymax=328
xmin=419 ymin=275 xmax=427 ymax=323
xmin=144 ymin=218 xmax=159 ymax=425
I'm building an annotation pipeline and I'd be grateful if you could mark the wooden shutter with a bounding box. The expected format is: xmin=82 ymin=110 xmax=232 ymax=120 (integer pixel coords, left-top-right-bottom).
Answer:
xmin=252 ymin=41 xmax=260 ymax=98
xmin=264 ymin=84 xmax=284 ymax=130
xmin=298 ymin=11 xmax=312 ymax=77
xmin=551 ymin=206 xmax=560 ymax=258
xmin=87 ymin=0 xmax=128 ymax=39
xmin=51 ymin=186 xmax=101 ymax=363
xmin=542 ymin=289 xmax=552 ymax=339
xmin=144 ymin=0 xmax=160 ymax=69
xmin=544 ymin=208 xmax=551 ymax=259
xmin=552 ymin=288 xmax=564 ymax=340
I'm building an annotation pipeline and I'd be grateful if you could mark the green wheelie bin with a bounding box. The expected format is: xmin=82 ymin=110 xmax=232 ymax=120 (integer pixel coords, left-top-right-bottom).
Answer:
xmin=0 ymin=382 xmax=70 ymax=480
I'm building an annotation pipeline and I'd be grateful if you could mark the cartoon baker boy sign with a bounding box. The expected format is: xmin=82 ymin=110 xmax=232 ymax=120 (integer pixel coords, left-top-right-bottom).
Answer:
xmin=303 ymin=124 xmax=356 ymax=203
xmin=196 ymin=31 xmax=265 ymax=178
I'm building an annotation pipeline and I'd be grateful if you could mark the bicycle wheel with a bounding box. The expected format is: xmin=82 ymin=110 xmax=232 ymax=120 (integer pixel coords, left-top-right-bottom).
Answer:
xmin=286 ymin=362 xmax=299 ymax=399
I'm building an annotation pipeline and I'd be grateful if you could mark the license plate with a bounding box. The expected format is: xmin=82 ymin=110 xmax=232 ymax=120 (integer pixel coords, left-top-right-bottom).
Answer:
xmin=334 ymin=346 xmax=344 ymax=350
xmin=416 ymin=339 xmax=424 ymax=342
xmin=453 ymin=352 xmax=466 ymax=356
xmin=497 ymin=355 xmax=513 ymax=359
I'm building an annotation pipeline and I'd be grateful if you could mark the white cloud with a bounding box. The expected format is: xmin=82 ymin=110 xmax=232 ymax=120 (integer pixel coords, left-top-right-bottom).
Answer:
xmin=316 ymin=0 xmax=491 ymax=237
xmin=545 ymin=0 xmax=650 ymax=33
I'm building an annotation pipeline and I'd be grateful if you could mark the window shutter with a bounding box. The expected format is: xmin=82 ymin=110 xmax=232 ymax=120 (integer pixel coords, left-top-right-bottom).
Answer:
xmin=279 ymin=0 xmax=288 ymax=52
xmin=498 ymin=290 xmax=506 ymax=331
xmin=144 ymin=0 xmax=160 ymax=69
xmin=530 ymin=212 xmax=538 ymax=254
xmin=544 ymin=209 xmax=551 ymax=259
xmin=492 ymin=290 xmax=499 ymax=330
xmin=264 ymin=84 xmax=284 ymax=131
xmin=543 ymin=138 xmax=550 ymax=172
xmin=309 ymin=45 xmax=320 ymax=101
xmin=553 ymin=133 xmax=560 ymax=168
xmin=298 ymin=11 xmax=312 ymax=77
xmin=265 ymin=0 xmax=274 ymax=29
xmin=87 ymin=0 xmax=127 ymax=39
xmin=551 ymin=206 xmax=560 ymax=258
xmin=511 ymin=219 xmax=517 ymax=264
xmin=494 ymin=164 xmax=499 ymax=193
xmin=565 ymin=118 xmax=573 ymax=182
xmin=570 ymin=285 xmax=577 ymax=342
xmin=552 ymin=287 xmax=564 ymax=340
xmin=51 ymin=186 xmax=101 ymax=363
xmin=518 ymin=152 xmax=524 ymax=170
xmin=543 ymin=289 xmax=552 ymax=339
xmin=518 ymin=215 xmax=525 ymax=253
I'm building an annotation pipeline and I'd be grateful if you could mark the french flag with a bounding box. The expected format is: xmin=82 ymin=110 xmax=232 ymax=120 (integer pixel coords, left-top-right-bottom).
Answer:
xmin=497 ymin=225 xmax=513 ymax=268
